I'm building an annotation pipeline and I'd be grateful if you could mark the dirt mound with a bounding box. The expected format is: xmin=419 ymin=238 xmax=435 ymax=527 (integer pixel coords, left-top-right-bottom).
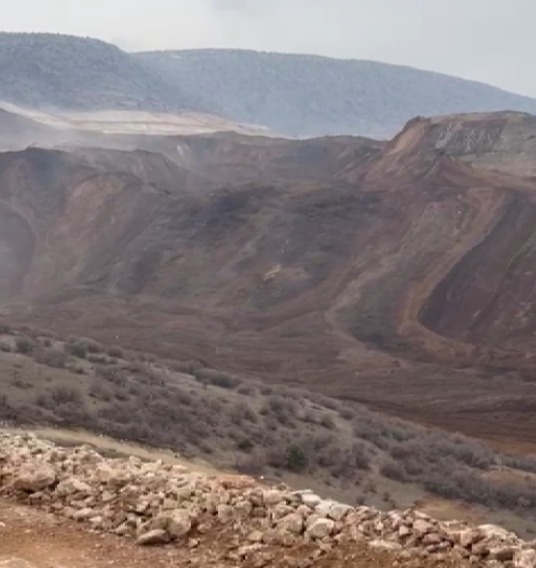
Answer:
xmin=3 ymin=431 xmax=536 ymax=567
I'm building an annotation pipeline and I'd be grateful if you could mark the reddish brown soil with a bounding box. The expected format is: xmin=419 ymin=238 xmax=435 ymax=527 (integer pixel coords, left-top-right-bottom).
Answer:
xmin=3 ymin=112 xmax=536 ymax=449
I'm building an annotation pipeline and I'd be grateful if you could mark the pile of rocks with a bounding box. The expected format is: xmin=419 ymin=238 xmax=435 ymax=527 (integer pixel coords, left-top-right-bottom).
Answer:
xmin=1 ymin=432 xmax=535 ymax=567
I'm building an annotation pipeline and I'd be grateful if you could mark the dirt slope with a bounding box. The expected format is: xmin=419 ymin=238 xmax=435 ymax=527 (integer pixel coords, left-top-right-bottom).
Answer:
xmin=3 ymin=112 xmax=536 ymax=445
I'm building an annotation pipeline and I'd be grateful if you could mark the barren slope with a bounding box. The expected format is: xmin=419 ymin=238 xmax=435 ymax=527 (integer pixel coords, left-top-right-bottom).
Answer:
xmin=3 ymin=113 xmax=536 ymax=446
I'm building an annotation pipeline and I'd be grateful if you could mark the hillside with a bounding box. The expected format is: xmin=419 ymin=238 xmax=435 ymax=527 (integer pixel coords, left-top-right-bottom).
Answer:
xmin=5 ymin=325 xmax=536 ymax=536
xmin=4 ymin=112 xmax=536 ymax=453
xmin=137 ymin=49 xmax=536 ymax=138
xmin=0 ymin=33 xmax=204 ymax=112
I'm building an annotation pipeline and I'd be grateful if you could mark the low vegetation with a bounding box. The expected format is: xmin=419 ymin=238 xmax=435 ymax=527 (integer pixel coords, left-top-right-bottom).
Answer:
xmin=2 ymin=323 xmax=536 ymax=534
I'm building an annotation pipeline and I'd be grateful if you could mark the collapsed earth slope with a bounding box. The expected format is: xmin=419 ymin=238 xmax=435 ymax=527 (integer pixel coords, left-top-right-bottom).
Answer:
xmin=3 ymin=112 xmax=536 ymax=446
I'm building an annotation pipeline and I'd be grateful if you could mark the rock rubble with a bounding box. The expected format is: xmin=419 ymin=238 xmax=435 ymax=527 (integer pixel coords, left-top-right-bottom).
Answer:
xmin=1 ymin=432 xmax=536 ymax=567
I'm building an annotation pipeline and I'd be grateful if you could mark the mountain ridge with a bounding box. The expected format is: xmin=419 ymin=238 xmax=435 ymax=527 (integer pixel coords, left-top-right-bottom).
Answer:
xmin=2 ymin=32 xmax=536 ymax=138
xmin=137 ymin=48 xmax=536 ymax=137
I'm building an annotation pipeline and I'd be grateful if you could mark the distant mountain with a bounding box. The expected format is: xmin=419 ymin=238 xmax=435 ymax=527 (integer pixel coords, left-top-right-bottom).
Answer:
xmin=2 ymin=34 xmax=536 ymax=139
xmin=0 ymin=33 xmax=205 ymax=112
xmin=137 ymin=49 xmax=536 ymax=138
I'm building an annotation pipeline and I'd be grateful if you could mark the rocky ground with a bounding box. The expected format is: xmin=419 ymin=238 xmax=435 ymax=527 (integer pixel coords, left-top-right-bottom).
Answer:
xmin=1 ymin=433 xmax=536 ymax=567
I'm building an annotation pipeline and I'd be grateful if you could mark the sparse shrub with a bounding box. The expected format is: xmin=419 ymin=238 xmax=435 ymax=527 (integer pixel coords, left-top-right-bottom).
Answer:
xmin=82 ymin=339 xmax=103 ymax=354
xmin=15 ymin=336 xmax=35 ymax=354
xmin=262 ymin=395 xmax=297 ymax=425
xmin=89 ymin=380 xmax=112 ymax=401
xmin=339 ymin=407 xmax=355 ymax=420
xmin=0 ymin=341 xmax=12 ymax=353
xmin=66 ymin=340 xmax=88 ymax=359
xmin=194 ymin=367 xmax=241 ymax=389
xmin=168 ymin=360 xmax=200 ymax=375
xmin=34 ymin=348 xmax=69 ymax=369
xmin=236 ymin=438 xmax=254 ymax=452
xmin=107 ymin=346 xmax=124 ymax=359
xmin=96 ymin=365 xmax=128 ymax=386
xmin=50 ymin=385 xmax=82 ymax=405
xmin=230 ymin=401 xmax=258 ymax=424
xmin=87 ymin=354 xmax=108 ymax=364
xmin=237 ymin=384 xmax=256 ymax=396
xmin=285 ymin=444 xmax=308 ymax=471
xmin=319 ymin=414 xmax=336 ymax=430
xmin=0 ymin=324 xmax=11 ymax=334
xmin=380 ymin=459 xmax=408 ymax=481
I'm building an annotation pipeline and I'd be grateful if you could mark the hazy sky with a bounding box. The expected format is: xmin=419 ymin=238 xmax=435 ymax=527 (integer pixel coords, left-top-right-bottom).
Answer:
xmin=3 ymin=0 xmax=536 ymax=97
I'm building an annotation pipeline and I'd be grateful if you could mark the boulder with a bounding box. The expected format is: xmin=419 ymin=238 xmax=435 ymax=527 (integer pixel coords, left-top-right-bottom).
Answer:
xmin=327 ymin=503 xmax=353 ymax=522
xmin=306 ymin=518 xmax=335 ymax=539
xmin=413 ymin=518 xmax=433 ymax=537
xmin=369 ymin=539 xmax=402 ymax=552
xmin=166 ymin=509 xmax=192 ymax=539
xmin=277 ymin=513 xmax=304 ymax=535
xmin=263 ymin=489 xmax=286 ymax=507
xmin=515 ymin=549 xmax=536 ymax=568
xmin=56 ymin=477 xmax=92 ymax=497
xmin=217 ymin=504 xmax=234 ymax=523
xmin=136 ymin=529 xmax=170 ymax=546
xmin=14 ymin=464 xmax=56 ymax=492
xmin=491 ymin=547 xmax=516 ymax=562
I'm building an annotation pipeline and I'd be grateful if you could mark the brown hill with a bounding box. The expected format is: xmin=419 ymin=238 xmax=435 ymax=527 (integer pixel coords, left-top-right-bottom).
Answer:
xmin=2 ymin=112 xmax=536 ymax=447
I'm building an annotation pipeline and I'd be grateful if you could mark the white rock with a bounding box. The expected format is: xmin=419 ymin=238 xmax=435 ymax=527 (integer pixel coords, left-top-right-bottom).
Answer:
xmin=263 ymin=489 xmax=285 ymax=506
xmin=277 ymin=513 xmax=304 ymax=535
xmin=217 ymin=503 xmax=234 ymax=523
xmin=369 ymin=539 xmax=402 ymax=552
xmin=136 ymin=529 xmax=169 ymax=546
xmin=327 ymin=503 xmax=353 ymax=521
xmin=166 ymin=509 xmax=192 ymax=539
xmin=307 ymin=518 xmax=335 ymax=539
xmin=14 ymin=464 xmax=56 ymax=492
xmin=515 ymin=549 xmax=536 ymax=568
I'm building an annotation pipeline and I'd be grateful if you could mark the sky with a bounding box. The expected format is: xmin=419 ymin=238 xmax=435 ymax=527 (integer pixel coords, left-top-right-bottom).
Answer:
xmin=2 ymin=0 xmax=536 ymax=97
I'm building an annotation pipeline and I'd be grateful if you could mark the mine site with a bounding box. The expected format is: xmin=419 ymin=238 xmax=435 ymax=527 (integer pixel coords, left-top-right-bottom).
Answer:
xmin=2 ymin=2 xmax=536 ymax=566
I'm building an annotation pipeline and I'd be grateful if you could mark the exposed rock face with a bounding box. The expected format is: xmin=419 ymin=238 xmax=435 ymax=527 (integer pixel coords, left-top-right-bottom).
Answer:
xmin=1 ymin=432 xmax=536 ymax=567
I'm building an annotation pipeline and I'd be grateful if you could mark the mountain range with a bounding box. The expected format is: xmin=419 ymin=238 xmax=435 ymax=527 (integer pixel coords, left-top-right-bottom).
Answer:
xmin=2 ymin=32 xmax=536 ymax=137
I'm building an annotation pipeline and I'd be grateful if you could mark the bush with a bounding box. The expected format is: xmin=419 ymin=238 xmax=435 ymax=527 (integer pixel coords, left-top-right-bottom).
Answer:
xmin=380 ymin=459 xmax=408 ymax=481
xmin=236 ymin=438 xmax=254 ymax=452
xmin=15 ymin=336 xmax=35 ymax=354
xmin=107 ymin=346 xmax=124 ymax=359
xmin=262 ymin=395 xmax=297 ymax=425
xmin=229 ymin=401 xmax=258 ymax=424
xmin=194 ymin=368 xmax=241 ymax=389
xmin=34 ymin=348 xmax=69 ymax=369
xmin=319 ymin=414 xmax=336 ymax=430
xmin=285 ymin=444 xmax=308 ymax=471
xmin=66 ymin=340 xmax=88 ymax=359
xmin=0 ymin=341 xmax=12 ymax=353
xmin=50 ymin=385 xmax=82 ymax=405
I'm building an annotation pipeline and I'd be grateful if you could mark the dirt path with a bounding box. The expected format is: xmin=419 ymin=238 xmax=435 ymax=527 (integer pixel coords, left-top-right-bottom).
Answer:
xmin=0 ymin=502 xmax=188 ymax=568
xmin=0 ymin=501 xmax=467 ymax=568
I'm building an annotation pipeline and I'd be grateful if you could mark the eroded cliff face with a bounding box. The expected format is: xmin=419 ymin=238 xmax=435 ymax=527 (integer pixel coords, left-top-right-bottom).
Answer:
xmin=3 ymin=112 xmax=536 ymax=443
